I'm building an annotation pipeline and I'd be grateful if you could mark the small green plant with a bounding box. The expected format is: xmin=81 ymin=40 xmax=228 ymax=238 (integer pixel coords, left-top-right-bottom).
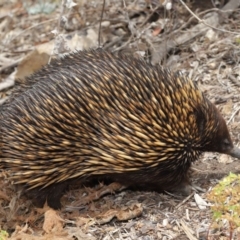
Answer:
xmin=0 ymin=230 xmax=8 ymax=240
xmin=207 ymin=173 xmax=240 ymax=239
xmin=235 ymin=38 xmax=240 ymax=44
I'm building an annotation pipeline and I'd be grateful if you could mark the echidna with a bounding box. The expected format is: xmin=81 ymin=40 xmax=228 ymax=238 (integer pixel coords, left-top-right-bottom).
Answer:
xmin=1 ymin=49 xmax=240 ymax=209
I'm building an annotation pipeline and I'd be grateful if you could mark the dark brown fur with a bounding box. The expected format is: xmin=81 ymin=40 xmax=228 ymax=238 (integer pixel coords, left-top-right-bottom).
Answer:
xmin=0 ymin=50 xmax=236 ymax=209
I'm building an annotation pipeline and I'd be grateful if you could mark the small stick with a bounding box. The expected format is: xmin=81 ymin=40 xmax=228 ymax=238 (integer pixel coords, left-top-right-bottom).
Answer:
xmin=98 ymin=0 xmax=106 ymax=48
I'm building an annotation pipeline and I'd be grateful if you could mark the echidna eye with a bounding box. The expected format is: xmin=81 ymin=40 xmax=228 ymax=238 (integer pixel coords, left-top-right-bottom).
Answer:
xmin=223 ymin=139 xmax=230 ymax=145
xmin=222 ymin=138 xmax=231 ymax=150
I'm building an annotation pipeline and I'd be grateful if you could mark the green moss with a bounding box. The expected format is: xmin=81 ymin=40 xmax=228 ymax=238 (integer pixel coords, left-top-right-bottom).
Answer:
xmin=0 ymin=230 xmax=8 ymax=240
xmin=207 ymin=173 xmax=240 ymax=231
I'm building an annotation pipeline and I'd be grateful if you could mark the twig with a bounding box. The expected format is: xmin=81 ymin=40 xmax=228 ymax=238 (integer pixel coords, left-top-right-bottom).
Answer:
xmin=216 ymin=61 xmax=225 ymax=87
xmin=98 ymin=0 xmax=106 ymax=48
xmin=150 ymin=0 xmax=240 ymax=65
xmin=228 ymin=74 xmax=240 ymax=88
xmin=7 ymin=18 xmax=58 ymax=45
xmin=140 ymin=4 xmax=162 ymax=28
xmin=0 ymin=58 xmax=22 ymax=74
xmin=174 ymin=192 xmax=195 ymax=210
xmin=227 ymin=105 xmax=240 ymax=125
xmin=179 ymin=0 xmax=240 ymax=35
xmin=103 ymin=36 xmax=124 ymax=50
xmin=0 ymin=71 xmax=16 ymax=91
xmin=177 ymin=219 xmax=198 ymax=240
xmin=222 ymin=0 xmax=240 ymax=12
xmin=151 ymin=12 xmax=218 ymax=64
xmin=48 ymin=0 xmax=66 ymax=64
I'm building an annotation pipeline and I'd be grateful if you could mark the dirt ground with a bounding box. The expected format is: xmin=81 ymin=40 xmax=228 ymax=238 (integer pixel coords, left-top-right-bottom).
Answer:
xmin=1 ymin=0 xmax=240 ymax=239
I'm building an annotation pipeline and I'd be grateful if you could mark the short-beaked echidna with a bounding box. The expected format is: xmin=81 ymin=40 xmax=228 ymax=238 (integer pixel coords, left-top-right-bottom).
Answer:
xmin=1 ymin=50 xmax=240 ymax=209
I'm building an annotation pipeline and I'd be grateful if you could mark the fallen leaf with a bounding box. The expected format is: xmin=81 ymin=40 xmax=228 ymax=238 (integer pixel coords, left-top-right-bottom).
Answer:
xmin=43 ymin=209 xmax=64 ymax=234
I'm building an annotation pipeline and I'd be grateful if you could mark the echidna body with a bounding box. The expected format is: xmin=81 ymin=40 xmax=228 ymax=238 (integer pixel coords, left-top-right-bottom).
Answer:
xmin=1 ymin=50 xmax=240 ymax=209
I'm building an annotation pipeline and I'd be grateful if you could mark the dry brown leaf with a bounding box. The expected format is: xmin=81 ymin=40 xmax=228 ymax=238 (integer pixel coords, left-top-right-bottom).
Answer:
xmin=14 ymin=28 xmax=99 ymax=81
xmin=95 ymin=209 xmax=118 ymax=224
xmin=116 ymin=203 xmax=143 ymax=221
xmin=9 ymin=224 xmax=36 ymax=240
xmin=9 ymin=232 xmax=40 ymax=240
xmin=42 ymin=209 xmax=64 ymax=234
xmin=10 ymin=232 xmax=71 ymax=240
xmin=67 ymin=227 xmax=96 ymax=240
xmin=96 ymin=203 xmax=143 ymax=224
xmin=15 ymin=50 xmax=50 ymax=80
xmin=75 ymin=216 xmax=95 ymax=227
xmin=73 ymin=182 xmax=125 ymax=206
